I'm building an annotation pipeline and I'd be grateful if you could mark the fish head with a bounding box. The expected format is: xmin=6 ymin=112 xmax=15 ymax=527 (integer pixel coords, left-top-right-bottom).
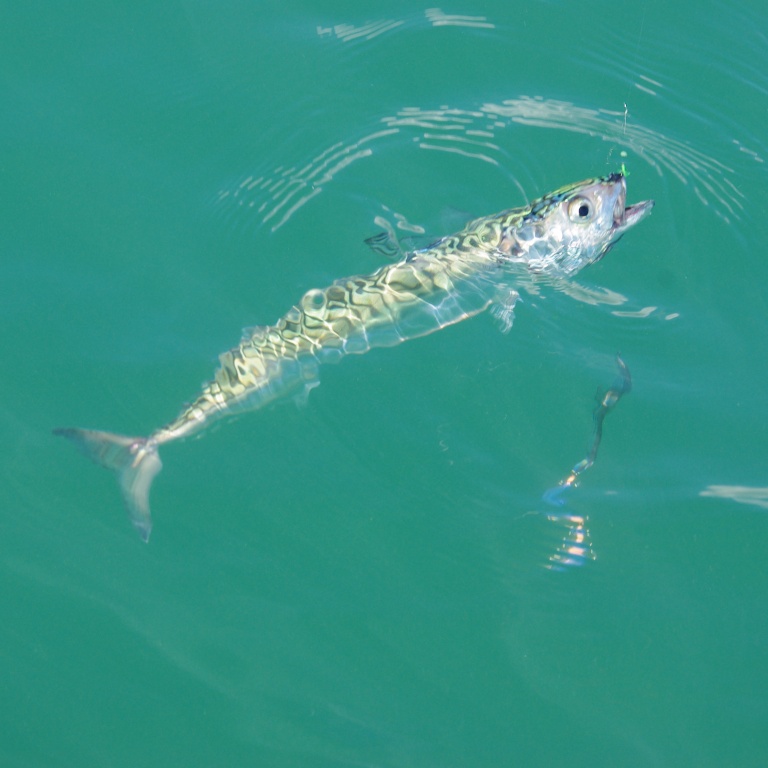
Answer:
xmin=499 ymin=173 xmax=654 ymax=277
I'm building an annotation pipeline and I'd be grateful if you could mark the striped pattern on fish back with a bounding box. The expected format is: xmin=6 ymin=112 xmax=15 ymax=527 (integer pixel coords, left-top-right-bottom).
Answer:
xmin=154 ymin=238 xmax=501 ymax=443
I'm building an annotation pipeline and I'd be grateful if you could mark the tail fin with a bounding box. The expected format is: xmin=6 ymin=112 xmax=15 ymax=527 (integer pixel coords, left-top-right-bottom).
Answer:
xmin=53 ymin=428 xmax=162 ymax=542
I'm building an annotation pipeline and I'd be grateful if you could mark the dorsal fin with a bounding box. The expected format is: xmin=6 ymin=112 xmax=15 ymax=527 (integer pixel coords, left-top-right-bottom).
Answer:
xmin=364 ymin=230 xmax=403 ymax=260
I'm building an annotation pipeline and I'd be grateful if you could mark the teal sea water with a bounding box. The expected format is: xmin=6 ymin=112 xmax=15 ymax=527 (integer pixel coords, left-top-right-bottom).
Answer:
xmin=3 ymin=1 xmax=767 ymax=765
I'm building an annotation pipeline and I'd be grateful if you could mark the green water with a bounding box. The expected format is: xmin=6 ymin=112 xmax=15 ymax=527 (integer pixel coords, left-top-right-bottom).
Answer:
xmin=3 ymin=1 xmax=768 ymax=765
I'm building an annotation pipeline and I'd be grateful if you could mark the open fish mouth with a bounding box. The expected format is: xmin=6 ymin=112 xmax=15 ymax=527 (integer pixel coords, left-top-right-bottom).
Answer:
xmin=613 ymin=179 xmax=654 ymax=236
xmin=616 ymin=199 xmax=655 ymax=235
xmin=608 ymin=172 xmax=654 ymax=234
xmin=607 ymin=173 xmax=655 ymax=235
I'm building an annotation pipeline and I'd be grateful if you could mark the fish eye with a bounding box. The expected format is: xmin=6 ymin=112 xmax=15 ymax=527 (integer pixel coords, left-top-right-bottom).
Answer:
xmin=568 ymin=197 xmax=593 ymax=223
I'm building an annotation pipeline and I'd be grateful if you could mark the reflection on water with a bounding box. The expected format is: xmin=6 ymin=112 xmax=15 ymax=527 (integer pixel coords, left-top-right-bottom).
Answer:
xmin=316 ymin=8 xmax=494 ymax=42
xmin=216 ymin=128 xmax=398 ymax=232
xmin=424 ymin=8 xmax=494 ymax=29
xmin=634 ymin=74 xmax=664 ymax=97
xmin=385 ymin=106 xmax=505 ymax=167
xmin=317 ymin=19 xmax=405 ymax=43
xmin=538 ymin=355 xmax=632 ymax=570
xmin=700 ymin=485 xmax=768 ymax=510
xmin=218 ymin=95 xmax=749 ymax=233
xmin=544 ymin=511 xmax=595 ymax=571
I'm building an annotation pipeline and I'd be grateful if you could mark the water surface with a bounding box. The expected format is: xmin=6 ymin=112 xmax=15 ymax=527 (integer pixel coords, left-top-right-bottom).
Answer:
xmin=2 ymin=1 xmax=767 ymax=766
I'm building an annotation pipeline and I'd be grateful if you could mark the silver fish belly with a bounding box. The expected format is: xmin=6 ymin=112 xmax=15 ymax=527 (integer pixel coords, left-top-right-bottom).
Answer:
xmin=55 ymin=172 xmax=653 ymax=540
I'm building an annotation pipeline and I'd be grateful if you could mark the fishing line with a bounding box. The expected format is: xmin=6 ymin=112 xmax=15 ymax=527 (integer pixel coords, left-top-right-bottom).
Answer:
xmin=606 ymin=1 xmax=649 ymax=170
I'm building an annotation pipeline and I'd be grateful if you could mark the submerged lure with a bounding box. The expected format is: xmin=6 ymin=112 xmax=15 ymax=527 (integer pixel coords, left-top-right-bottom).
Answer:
xmin=543 ymin=354 xmax=633 ymax=571
xmin=55 ymin=172 xmax=653 ymax=540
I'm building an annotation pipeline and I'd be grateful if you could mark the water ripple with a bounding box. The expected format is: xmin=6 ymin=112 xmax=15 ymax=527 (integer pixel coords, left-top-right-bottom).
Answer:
xmin=217 ymin=94 xmax=753 ymax=232
xmin=316 ymin=8 xmax=494 ymax=43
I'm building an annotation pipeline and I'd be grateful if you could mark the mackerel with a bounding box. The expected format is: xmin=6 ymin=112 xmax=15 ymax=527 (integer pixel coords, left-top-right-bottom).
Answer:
xmin=55 ymin=172 xmax=653 ymax=540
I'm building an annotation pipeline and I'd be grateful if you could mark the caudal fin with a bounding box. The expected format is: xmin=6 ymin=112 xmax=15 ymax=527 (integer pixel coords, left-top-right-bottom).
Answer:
xmin=53 ymin=428 xmax=162 ymax=542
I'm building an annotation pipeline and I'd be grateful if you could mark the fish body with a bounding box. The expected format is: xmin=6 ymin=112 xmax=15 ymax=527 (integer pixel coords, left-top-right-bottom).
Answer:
xmin=55 ymin=172 xmax=653 ymax=540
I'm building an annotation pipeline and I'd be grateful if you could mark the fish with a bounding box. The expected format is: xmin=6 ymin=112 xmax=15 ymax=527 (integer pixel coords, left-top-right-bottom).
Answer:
xmin=54 ymin=172 xmax=653 ymax=541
